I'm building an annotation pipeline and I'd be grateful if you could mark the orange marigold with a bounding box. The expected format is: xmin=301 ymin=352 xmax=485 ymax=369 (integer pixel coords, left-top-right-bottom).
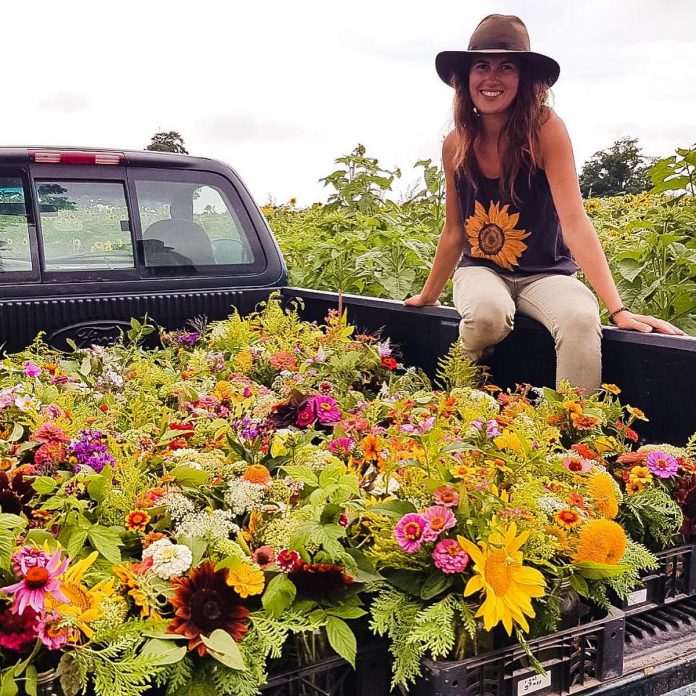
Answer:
xmin=242 ymin=464 xmax=272 ymax=486
xmin=587 ymin=472 xmax=620 ymax=519
xmin=573 ymin=519 xmax=627 ymax=565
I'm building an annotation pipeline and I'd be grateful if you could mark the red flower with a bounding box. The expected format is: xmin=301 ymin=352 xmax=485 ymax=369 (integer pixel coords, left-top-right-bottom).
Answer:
xmin=125 ymin=510 xmax=151 ymax=532
xmin=167 ymin=562 xmax=249 ymax=656
xmin=571 ymin=443 xmax=597 ymax=460
xmin=381 ymin=357 xmax=397 ymax=370
xmin=276 ymin=549 xmax=302 ymax=572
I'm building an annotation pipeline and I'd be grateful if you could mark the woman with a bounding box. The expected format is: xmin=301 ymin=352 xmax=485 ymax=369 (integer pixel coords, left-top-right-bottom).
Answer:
xmin=404 ymin=14 xmax=683 ymax=392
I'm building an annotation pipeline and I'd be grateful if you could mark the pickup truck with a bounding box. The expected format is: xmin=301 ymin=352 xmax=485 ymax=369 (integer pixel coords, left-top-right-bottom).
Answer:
xmin=0 ymin=146 xmax=695 ymax=695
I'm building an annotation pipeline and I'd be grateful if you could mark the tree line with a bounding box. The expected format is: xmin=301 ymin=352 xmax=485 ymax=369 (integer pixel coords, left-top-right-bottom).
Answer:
xmin=144 ymin=132 xmax=675 ymax=199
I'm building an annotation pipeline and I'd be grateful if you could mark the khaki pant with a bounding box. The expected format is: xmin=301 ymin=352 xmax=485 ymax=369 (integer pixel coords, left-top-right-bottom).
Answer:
xmin=452 ymin=266 xmax=602 ymax=392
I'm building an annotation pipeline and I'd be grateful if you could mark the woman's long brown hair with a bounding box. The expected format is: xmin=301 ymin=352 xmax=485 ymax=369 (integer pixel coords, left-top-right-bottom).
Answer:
xmin=451 ymin=64 xmax=550 ymax=204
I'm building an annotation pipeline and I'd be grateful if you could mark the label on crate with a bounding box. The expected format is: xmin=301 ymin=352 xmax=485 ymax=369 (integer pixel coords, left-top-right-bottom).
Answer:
xmin=627 ymin=587 xmax=648 ymax=606
xmin=517 ymin=671 xmax=552 ymax=695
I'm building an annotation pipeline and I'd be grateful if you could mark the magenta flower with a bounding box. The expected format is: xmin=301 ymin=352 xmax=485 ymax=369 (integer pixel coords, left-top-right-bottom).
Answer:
xmin=394 ymin=513 xmax=429 ymax=553
xmin=434 ymin=486 xmax=460 ymax=508
xmin=309 ymin=395 xmax=342 ymax=425
xmin=328 ymin=437 xmax=355 ymax=457
xmin=296 ymin=402 xmax=316 ymax=427
xmin=0 ymin=606 xmax=37 ymax=652
xmin=646 ymin=451 xmax=679 ymax=479
xmin=422 ymin=506 xmax=457 ymax=541
xmin=432 ymin=539 xmax=469 ymax=574
xmin=23 ymin=362 xmax=42 ymax=378
xmin=0 ymin=548 xmax=69 ymax=615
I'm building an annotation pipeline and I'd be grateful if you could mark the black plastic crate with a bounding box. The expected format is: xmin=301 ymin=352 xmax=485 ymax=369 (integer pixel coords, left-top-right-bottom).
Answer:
xmin=612 ymin=543 xmax=696 ymax=615
xmin=260 ymin=641 xmax=391 ymax=696
xmin=410 ymin=607 xmax=625 ymax=696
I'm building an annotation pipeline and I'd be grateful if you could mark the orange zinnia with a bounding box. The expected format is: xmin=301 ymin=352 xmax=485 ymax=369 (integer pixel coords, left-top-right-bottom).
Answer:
xmin=242 ymin=464 xmax=272 ymax=486
xmin=555 ymin=509 xmax=582 ymax=529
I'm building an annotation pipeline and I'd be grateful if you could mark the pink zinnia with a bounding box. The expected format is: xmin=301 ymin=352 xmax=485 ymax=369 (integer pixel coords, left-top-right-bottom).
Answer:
xmin=422 ymin=506 xmax=457 ymax=541
xmin=394 ymin=513 xmax=429 ymax=553
xmin=23 ymin=362 xmax=41 ymax=378
xmin=434 ymin=486 xmax=460 ymax=508
xmin=1 ymin=549 xmax=69 ymax=615
xmin=36 ymin=611 xmax=70 ymax=649
xmin=33 ymin=422 xmax=69 ymax=445
xmin=432 ymin=539 xmax=469 ymax=574
xmin=562 ymin=456 xmax=594 ymax=473
xmin=253 ymin=545 xmax=276 ymax=569
xmin=646 ymin=451 xmax=679 ymax=479
xmin=309 ymin=395 xmax=342 ymax=425
xmin=12 ymin=547 xmax=51 ymax=576
xmin=296 ymin=403 xmax=316 ymax=427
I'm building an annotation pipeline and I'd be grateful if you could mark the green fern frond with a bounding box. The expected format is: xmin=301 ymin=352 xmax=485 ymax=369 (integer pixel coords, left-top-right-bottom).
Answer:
xmin=435 ymin=339 xmax=483 ymax=390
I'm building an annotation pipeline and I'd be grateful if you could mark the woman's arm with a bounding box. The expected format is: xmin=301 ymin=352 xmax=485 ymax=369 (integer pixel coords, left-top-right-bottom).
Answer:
xmin=539 ymin=112 xmax=684 ymax=335
xmin=404 ymin=132 xmax=467 ymax=306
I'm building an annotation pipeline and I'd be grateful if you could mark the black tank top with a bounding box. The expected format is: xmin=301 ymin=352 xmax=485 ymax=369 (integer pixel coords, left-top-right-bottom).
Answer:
xmin=455 ymin=165 xmax=578 ymax=276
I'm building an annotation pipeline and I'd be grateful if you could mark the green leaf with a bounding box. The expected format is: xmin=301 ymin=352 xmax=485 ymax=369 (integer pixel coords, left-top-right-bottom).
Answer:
xmin=170 ymin=466 xmax=211 ymax=487
xmin=7 ymin=423 xmax=24 ymax=442
xmin=570 ymin=573 xmax=590 ymax=597
xmin=87 ymin=475 xmax=109 ymax=502
xmin=79 ymin=357 xmax=92 ymax=377
xmin=262 ymin=573 xmax=297 ymax=618
xmin=325 ymin=616 xmax=357 ymax=668
xmin=24 ymin=529 xmax=57 ymax=548
xmin=0 ymin=513 xmax=27 ymax=530
xmin=142 ymin=638 xmax=187 ymax=665
xmin=87 ymin=525 xmax=122 ymax=564
xmin=200 ymin=630 xmax=246 ymax=671
xmin=282 ymin=465 xmax=319 ymax=487
xmin=32 ymin=476 xmax=58 ymax=495
xmin=66 ymin=528 xmax=90 ymax=560
xmin=575 ymin=561 xmax=631 ymax=579
xmin=25 ymin=666 xmax=37 ymax=696
xmin=381 ymin=568 xmax=425 ymax=596
xmin=0 ymin=667 xmax=18 ymax=696
xmin=327 ymin=606 xmax=367 ymax=620
xmin=420 ymin=571 xmax=455 ymax=600
xmin=215 ymin=556 xmax=243 ymax=572
xmin=368 ymin=500 xmax=417 ymax=518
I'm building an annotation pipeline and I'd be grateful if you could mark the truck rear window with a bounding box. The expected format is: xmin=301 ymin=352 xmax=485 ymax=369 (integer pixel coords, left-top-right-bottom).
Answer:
xmin=134 ymin=176 xmax=255 ymax=269
xmin=0 ymin=177 xmax=32 ymax=272
xmin=37 ymin=180 xmax=134 ymax=271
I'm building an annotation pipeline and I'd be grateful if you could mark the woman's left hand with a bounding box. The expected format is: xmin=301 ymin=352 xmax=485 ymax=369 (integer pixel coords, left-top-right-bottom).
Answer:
xmin=613 ymin=310 xmax=686 ymax=335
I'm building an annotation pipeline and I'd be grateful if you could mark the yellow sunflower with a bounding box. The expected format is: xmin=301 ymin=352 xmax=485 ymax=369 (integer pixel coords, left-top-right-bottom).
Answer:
xmin=573 ymin=519 xmax=627 ymax=565
xmin=458 ymin=523 xmax=546 ymax=635
xmin=465 ymin=201 xmax=530 ymax=271
xmin=587 ymin=472 xmax=620 ymax=519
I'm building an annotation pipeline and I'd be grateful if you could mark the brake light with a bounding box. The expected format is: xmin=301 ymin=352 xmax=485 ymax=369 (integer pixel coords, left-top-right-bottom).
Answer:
xmin=29 ymin=150 xmax=125 ymax=165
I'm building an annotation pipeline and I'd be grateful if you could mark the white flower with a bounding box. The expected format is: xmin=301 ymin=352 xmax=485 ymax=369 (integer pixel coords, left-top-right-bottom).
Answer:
xmin=144 ymin=540 xmax=193 ymax=580
xmin=224 ymin=480 xmax=265 ymax=516
xmin=537 ymin=495 xmax=565 ymax=514
xmin=14 ymin=394 xmax=37 ymax=411
xmin=161 ymin=492 xmax=196 ymax=521
xmin=176 ymin=509 xmax=240 ymax=540
xmin=376 ymin=339 xmax=392 ymax=358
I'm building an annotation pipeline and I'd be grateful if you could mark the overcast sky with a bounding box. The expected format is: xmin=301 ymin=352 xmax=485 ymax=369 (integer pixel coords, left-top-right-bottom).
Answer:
xmin=2 ymin=0 xmax=694 ymax=205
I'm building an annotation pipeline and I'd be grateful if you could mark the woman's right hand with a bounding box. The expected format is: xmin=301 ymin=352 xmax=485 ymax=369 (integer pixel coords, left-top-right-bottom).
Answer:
xmin=403 ymin=293 xmax=441 ymax=307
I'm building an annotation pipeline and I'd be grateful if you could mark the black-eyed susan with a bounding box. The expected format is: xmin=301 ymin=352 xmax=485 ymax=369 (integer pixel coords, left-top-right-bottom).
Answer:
xmin=465 ymin=201 xmax=530 ymax=271
xmin=458 ymin=523 xmax=546 ymax=635
xmin=555 ymin=508 xmax=582 ymax=530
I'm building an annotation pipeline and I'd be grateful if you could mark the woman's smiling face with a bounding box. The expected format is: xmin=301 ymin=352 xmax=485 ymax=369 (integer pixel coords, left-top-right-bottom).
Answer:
xmin=468 ymin=56 xmax=520 ymax=116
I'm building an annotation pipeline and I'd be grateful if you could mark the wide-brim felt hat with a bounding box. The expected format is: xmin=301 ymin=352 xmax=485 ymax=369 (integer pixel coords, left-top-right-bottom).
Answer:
xmin=436 ymin=14 xmax=560 ymax=88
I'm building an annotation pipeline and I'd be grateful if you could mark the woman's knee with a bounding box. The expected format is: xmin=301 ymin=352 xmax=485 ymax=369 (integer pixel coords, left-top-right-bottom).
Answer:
xmin=459 ymin=299 xmax=514 ymax=344
xmin=556 ymin=307 xmax=602 ymax=344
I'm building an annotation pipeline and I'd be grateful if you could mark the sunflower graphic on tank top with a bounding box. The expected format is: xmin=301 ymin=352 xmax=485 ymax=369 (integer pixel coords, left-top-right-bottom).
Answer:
xmin=465 ymin=200 xmax=530 ymax=271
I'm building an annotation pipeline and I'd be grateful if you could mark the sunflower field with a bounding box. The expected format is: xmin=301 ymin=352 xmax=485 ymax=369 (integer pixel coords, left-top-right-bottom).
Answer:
xmin=266 ymin=145 xmax=696 ymax=334
xmin=0 ymin=296 xmax=694 ymax=695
